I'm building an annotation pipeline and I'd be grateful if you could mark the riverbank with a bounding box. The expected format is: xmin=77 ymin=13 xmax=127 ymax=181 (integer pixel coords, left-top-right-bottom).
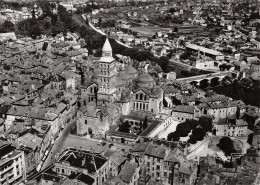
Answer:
xmin=210 ymin=81 xmax=260 ymax=107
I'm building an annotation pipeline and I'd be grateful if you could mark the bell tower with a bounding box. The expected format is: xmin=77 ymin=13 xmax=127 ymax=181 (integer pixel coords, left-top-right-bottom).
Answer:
xmin=97 ymin=38 xmax=117 ymax=105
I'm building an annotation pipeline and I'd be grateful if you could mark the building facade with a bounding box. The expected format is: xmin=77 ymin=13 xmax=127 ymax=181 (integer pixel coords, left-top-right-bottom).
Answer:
xmin=0 ymin=143 xmax=26 ymax=185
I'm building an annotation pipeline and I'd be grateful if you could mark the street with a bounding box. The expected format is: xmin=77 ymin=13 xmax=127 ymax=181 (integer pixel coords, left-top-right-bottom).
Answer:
xmin=40 ymin=119 xmax=134 ymax=170
xmin=41 ymin=120 xmax=76 ymax=170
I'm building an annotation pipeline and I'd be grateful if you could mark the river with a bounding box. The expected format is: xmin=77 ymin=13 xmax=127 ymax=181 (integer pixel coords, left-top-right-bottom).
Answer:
xmin=210 ymin=81 xmax=260 ymax=107
xmin=175 ymin=67 xmax=260 ymax=107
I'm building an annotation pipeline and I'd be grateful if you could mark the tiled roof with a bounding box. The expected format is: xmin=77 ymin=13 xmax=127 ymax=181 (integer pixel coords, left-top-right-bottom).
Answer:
xmin=133 ymin=87 xmax=162 ymax=98
xmin=172 ymin=105 xmax=194 ymax=114
xmin=144 ymin=143 xmax=168 ymax=159
xmin=236 ymin=119 xmax=248 ymax=126
xmin=118 ymin=160 xmax=138 ymax=183
xmin=104 ymin=150 xmax=126 ymax=166
xmin=58 ymin=148 xmax=107 ymax=173
xmin=103 ymin=176 xmax=124 ymax=185
xmin=139 ymin=120 xmax=161 ymax=137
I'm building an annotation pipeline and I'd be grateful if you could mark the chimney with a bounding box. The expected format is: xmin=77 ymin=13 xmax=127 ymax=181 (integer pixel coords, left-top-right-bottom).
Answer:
xmin=82 ymin=157 xmax=86 ymax=167
xmin=33 ymin=136 xmax=36 ymax=143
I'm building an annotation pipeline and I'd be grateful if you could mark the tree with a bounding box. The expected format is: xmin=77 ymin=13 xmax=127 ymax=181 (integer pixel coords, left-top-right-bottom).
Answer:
xmin=180 ymin=51 xmax=192 ymax=60
xmin=157 ymin=56 xmax=170 ymax=72
xmin=211 ymin=77 xmax=220 ymax=87
xmin=139 ymin=121 xmax=143 ymax=131
xmin=167 ymin=132 xmax=180 ymax=141
xmin=143 ymin=116 xmax=148 ymax=130
xmin=188 ymin=128 xmax=206 ymax=144
xmin=247 ymin=133 xmax=254 ymax=145
xmin=118 ymin=121 xmax=131 ymax=133
xmin=51 ymin=19 xmax=65 ymax=36
xmin=217 ymin=137 xmax=237 ymax=156
xmin=98 ymin=17 xmax=102 ymax=27
xmin=0 ymin=20 xmax=15 ymax=33
xmin=185 ymin=119 xmax=198 ymax=130
xmin=239 ymin=78 xmax=252 ymax=90
xmin=176 ymin=122 xmax=191 ymax=137
xmin=198 ymin=116 xmax=213 ymax=132
xmin=29 ymin=20 xmax=42 ymax=39
xmin=32 ymin=6 xmax=36 ymax=19
xmin=79 ymin=25 xmax=88 ymax=38
xmin=199 ymin=79 xmax=209 ymax=89
xmin=169 ymin=8 xmax=175 ymax=14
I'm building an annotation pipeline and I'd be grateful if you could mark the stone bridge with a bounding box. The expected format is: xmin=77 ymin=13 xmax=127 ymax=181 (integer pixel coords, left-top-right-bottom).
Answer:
xmin=176 ymin=71 xmax=237 ymax=85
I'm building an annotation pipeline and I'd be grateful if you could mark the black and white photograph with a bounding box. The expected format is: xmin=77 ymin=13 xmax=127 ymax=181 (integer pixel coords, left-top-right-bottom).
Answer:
xmin=0 ymin=0 xmax=260 ymax=184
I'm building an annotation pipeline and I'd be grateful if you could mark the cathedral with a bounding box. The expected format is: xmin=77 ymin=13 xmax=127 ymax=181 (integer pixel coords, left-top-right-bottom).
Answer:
xmin=77 ymin=38 xmax=164 ymax=138
xmin=77 ymin=38 xmax=122 ymax=137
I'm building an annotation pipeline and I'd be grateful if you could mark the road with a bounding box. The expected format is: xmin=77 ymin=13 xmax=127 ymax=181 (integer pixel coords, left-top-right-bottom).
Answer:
xmin=41 ymin=120 xmax=76 ymax=170
xmin=41 ymin=119 xmax=133 ymax=170
xmin=72 ymin=14 xmax=132 ymax=48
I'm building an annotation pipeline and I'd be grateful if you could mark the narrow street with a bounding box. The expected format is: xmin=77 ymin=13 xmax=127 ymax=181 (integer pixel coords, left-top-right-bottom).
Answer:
xmin=41 ymin=120 xmax=76 ymax=170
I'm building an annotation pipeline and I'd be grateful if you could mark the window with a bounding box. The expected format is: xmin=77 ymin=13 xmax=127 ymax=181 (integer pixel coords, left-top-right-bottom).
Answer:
xmin=84 ymin=100 xmax=86 ymax=106
xmin=85 ymin=120 xmax=87 ymax=125
xmin=62 ymin=169 xmax=65 ymax=173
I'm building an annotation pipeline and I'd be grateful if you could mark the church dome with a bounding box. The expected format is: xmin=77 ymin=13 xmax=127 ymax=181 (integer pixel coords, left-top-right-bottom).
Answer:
xmin=117 ymin=71 xmax=132 ymax=80
xmin=125 ymin=65 xmax=138 ymax=76
xmin=136 ymin=73 xmax=154 ymax=83
xmin=135 ymin=73 xmax=156 ymax=89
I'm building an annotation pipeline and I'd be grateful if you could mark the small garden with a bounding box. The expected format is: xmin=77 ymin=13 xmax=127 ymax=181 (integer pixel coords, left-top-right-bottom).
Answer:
xmin=117 ymin=116 xmax=148 ymax=135
xmin=167 ymin=116 xmax=213 ymax=144
xmin=217 ymin=136 xmax=238 ymax=156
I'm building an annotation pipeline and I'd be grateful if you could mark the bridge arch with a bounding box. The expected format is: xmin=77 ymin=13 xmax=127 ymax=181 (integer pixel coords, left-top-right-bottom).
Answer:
xmin=176 ymin=71 xmax=236 ymax=85
xmin=199 ymin=79 xmax=209 ymax=88
xmin=210 ymin=77 xmax=220 ymax=87
xmin=190 ymin=81 xmax=199 ymax=87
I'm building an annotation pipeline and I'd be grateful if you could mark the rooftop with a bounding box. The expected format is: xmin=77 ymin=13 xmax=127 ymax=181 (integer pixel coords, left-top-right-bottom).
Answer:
xmin=102 ymin=38 xmax=112 ymax=52
xmin=186 ymin=43 xmax=223 ymax=56
xmin=58 ymin=148 xmax=107 ymax=174
xmin=118 ymin=160 xmax=138 ymax=183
